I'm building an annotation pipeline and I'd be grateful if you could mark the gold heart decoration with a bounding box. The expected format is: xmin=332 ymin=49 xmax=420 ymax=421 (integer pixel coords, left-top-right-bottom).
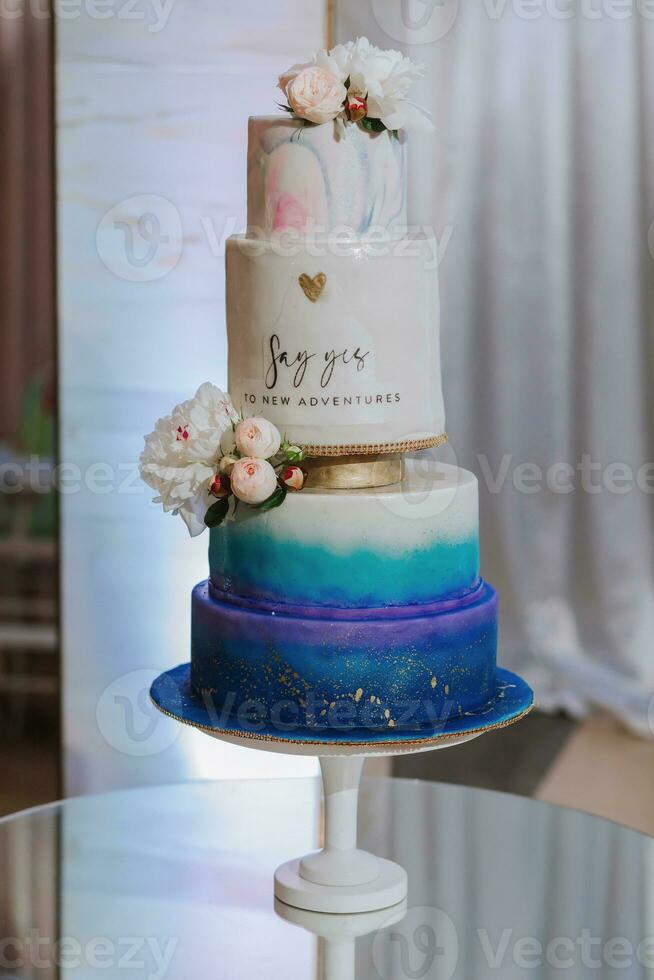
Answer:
xmin=298 ymin=272 xmax=327 ymax=303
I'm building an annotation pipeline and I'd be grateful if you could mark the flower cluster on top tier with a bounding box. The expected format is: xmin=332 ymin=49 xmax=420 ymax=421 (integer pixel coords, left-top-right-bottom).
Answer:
xmin=278 ymin=37 xmax=433 ymax=134
xmin=139 ymin=383 xmax=307 ymax=537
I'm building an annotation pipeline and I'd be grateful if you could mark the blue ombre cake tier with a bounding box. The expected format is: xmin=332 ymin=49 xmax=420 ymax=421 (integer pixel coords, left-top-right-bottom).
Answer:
xmin=191 ymin=579 xmax=498 ymax=732
xmin=210 ymin=462 xmax=480 ymax=608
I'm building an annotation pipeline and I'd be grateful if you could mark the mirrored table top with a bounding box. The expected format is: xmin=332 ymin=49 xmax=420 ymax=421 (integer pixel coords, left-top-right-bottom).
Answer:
xmin=1 ymin=777 xmax=652 ymax=979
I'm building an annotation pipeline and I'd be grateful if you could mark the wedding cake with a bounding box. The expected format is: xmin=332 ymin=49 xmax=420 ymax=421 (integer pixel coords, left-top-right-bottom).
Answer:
xmin=143 ymin=40 xmax=512 ymax=737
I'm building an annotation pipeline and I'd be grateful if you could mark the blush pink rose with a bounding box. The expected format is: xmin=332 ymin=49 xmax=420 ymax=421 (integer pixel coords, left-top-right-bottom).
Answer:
xmin=284 ymin=66 xmax=346 ymax=125
xmin=277 ymin=60 xmax=311 ymax=94
xmin=234 ymin=417 xmax=281 ymax=459
xmin=230 ymin=457 xmax=278 ymax=505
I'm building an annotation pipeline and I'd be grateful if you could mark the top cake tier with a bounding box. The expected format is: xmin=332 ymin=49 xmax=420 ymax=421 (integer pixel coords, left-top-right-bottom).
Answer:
xmin=246 ymin=116 xmax=407 ymax=239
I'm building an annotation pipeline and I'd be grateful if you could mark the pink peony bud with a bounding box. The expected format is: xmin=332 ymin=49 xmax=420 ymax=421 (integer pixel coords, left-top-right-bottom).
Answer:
xmin=230 ymin=457 xmax=278 ymax=505
xmin=347 ymin=93 xmax=367 ymax=122
xmin=209 ymin=473 xmax=231 ymax=499
xmin=281 ymin=465 xmax=306 ymax=492
xmin=234 ymin=417 xmax=281 ymax=459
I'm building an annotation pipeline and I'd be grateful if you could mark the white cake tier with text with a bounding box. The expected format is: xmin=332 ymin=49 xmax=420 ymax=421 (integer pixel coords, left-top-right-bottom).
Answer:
xmin=226 ymin=234 xmax=445 ymax=454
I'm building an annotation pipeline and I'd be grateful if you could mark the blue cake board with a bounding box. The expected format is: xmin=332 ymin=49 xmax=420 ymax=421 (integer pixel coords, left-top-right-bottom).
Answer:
xmin=150 ymin=663 xmax=534 ymax=750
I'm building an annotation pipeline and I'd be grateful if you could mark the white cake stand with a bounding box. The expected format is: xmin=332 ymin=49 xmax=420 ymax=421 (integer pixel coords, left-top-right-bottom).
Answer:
xmin=151 ymin=663 xmax=533 ymax=914
xmin=205 ymin=724 xmax=482 ymax=914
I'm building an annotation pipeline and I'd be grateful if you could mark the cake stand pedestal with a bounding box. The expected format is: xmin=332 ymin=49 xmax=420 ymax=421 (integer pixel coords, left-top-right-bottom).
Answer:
xmin=205 ymin=725 xmax=480 ymax=914
xmin=150 ymin=662 xmax=533 ymax=914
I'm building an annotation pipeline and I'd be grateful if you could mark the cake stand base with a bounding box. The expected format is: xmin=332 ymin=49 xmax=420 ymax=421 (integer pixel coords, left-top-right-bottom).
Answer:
xmin=270 ymin=740 xmax=478 ymax=912
xmin=275 ymin=855 xmax=407 ymax=914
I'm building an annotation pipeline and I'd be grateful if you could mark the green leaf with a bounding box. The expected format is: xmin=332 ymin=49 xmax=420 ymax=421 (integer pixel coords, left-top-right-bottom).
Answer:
xmin=359 ymin=117 xmax=387 ymax=134
xmin=253 ymin=485 xmax=287 ymax=512
xmin=276 ymin=102 xmax=294 ymax=114
xmin=204 ymin=497 xmax=230 ymax=528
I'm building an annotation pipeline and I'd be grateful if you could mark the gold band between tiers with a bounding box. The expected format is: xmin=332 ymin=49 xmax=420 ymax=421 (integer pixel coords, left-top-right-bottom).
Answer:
xmin=302 ymin=433 xmax=448 ymax=458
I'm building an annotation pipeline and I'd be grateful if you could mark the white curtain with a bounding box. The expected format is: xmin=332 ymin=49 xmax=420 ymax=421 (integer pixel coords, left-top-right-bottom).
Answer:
xmin=336 ymin=2 xmax=654 ymax=734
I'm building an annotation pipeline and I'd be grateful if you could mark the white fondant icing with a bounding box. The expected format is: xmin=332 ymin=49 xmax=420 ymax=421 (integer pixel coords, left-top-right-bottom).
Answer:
xmin=212 ymin=461 xmax=475 ymax=557
xmin=247 ymin=116 xmax=407 ymax=238
xmin=226 ymin=235 xmax=444 ymax=451
xmin=233 ymin=461 xmax=478 ymax=554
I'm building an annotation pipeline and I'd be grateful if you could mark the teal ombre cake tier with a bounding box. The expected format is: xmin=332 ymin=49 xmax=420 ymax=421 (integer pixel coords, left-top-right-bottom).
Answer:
xmin=209 ymin=461 xmax=480 ymax=608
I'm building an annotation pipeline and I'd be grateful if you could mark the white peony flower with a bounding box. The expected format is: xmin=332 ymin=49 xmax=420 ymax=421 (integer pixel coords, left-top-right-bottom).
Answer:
xmin=283 ymin=66 xmax=347 ymax=125
xmin=230 ymin=457 xmax=278 ymax=505
xmin=314 ymin=41 xmax=354 ymax=82
xmin=348 ymin=38 xmax=432 ymax=132
xmin=234 ymin=417 xmax=282 ymax=459
xmin=140 ymin=382 xmax=237 ymax=537
xmin=220 ymin=427 xmax=237 ymax=456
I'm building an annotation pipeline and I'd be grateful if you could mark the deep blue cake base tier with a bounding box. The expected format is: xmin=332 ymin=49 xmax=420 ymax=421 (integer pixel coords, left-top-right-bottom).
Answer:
xmin=188 ymin=577 xmax=506 ymax=732
xmin=150 ymin=663 xmax=533 ymax=747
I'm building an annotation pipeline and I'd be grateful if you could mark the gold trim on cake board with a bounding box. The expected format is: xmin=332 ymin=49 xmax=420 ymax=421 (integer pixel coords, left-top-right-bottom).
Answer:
xmin=151 ymin=695 xmax=534 ymax=750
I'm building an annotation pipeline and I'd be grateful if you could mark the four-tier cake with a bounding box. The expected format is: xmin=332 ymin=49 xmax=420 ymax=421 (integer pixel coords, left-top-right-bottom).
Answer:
xmin=144 ymin=40 xmax=528 ymax=738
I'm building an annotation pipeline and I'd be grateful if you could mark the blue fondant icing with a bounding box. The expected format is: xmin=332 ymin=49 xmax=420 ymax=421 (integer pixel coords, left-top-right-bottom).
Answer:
xmin=152 ymin=663 xmax=534 ymax=745
xmin=190 ymin=579 xmax=498 ymax=731
xmin=209 ymin=527 xmax=479 ymax=608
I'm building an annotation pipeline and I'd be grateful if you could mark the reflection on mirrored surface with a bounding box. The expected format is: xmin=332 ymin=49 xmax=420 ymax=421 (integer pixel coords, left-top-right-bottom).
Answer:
xmin=0 ymin=778 xmax=652 ymax=978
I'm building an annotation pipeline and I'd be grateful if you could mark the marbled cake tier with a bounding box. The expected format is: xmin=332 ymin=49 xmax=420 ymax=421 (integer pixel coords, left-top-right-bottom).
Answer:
xmin=210 ymin=462 xmax=479 ymax=608
xmin=247 ymin=116 xmax=407 ymax=238
xmin=190 ymin=579 xmax=498 ymax=732
xmin=226 ymin=235 xmax=444 ymax=453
